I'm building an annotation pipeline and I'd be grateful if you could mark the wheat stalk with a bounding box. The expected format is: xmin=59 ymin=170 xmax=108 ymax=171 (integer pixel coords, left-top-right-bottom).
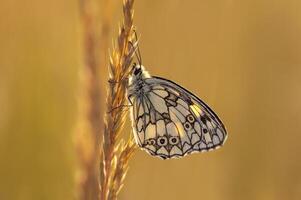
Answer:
xmin=100 ymin=0 xmax=137 ymax=199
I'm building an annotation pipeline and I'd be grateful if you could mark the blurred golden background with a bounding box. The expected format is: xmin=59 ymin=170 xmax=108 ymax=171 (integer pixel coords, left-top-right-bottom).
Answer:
xmin=1 ymin=0 xmax=301 ymax=200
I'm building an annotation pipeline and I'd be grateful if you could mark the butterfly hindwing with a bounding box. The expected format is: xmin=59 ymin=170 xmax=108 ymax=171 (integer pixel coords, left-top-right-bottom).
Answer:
xmin=130 ymin=76 xmax=227 ymax=159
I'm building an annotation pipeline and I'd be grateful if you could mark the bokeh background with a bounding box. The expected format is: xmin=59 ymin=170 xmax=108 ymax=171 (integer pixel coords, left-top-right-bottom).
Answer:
xmin=1 ymin=0 xmax=301 ymax=200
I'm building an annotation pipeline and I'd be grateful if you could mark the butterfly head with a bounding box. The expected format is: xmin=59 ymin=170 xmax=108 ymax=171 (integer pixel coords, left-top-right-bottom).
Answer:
xmin=129 ymin=63 xmax=150 ymax=84
xmin=132 ymin=63 xmax=143 ymax=76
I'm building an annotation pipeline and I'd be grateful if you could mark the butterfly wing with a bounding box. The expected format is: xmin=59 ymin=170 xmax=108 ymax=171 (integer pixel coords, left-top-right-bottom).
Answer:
xmin=130 ymin=76 xmax=227 ymax=159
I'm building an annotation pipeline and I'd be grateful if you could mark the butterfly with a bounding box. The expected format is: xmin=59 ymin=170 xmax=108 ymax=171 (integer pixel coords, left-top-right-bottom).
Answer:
xmin=127 ymin=63 xmax=227 ymax=159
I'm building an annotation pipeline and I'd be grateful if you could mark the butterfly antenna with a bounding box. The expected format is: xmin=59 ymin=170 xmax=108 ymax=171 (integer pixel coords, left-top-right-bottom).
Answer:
xmin=128 ymin=40 xmax=141 ymax=66
xmin=133 ymin=29 xmax=142 ymax=65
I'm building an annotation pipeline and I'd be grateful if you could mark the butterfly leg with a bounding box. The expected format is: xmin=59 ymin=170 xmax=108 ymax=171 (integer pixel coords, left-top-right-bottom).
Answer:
xmin=108 ymin=78 xmax=129 ymax=85
xmin=107 ymin=95 xmax=134 ymax=114
xmin=127 ymin=94 xmax=134 ymax=105
xmin=107 ymin=104 xmax=132 ymax=113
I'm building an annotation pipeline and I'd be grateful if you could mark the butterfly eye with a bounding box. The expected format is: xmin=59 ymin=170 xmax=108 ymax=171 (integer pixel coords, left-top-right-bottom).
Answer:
xmin=184 ymin=122 xmax=192 ymax=130
xmin=157 ymin=136 xmax=168 ymax=146
xmin=133 ymin=66 xmax=141 ymax=75
xmin=169 ymin=136 xmax=179 ymax=145
xmin=203 ymin=128 xmax=208 ymax=133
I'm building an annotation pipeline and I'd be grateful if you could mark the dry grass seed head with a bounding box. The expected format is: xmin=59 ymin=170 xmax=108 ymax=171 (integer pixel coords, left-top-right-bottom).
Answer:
xmin=100 ymin=0 xmax=137 ymax=199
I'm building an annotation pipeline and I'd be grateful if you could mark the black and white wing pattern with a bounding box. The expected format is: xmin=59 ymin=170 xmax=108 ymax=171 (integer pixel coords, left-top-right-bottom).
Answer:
xmin=130 ymin=77 xmax=227 ymax=159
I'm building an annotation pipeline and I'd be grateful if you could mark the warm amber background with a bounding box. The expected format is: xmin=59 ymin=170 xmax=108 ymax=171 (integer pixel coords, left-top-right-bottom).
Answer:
xmin=1 ymin=0 xmax=301 ymax=200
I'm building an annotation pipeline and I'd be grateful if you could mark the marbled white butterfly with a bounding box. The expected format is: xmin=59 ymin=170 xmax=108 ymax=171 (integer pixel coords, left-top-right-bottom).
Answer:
xmin=127 ymin=63 xmax=227 ymax=159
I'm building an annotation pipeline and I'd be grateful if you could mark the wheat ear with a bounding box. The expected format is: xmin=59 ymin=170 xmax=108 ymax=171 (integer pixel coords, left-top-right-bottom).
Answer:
xmin=100 ymin=0 xmax=137 ymax=199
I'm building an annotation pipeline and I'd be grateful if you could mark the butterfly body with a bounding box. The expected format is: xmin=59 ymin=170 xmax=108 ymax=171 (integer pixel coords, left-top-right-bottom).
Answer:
xmin=128 ymin=64 xmax=227 ymax=159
